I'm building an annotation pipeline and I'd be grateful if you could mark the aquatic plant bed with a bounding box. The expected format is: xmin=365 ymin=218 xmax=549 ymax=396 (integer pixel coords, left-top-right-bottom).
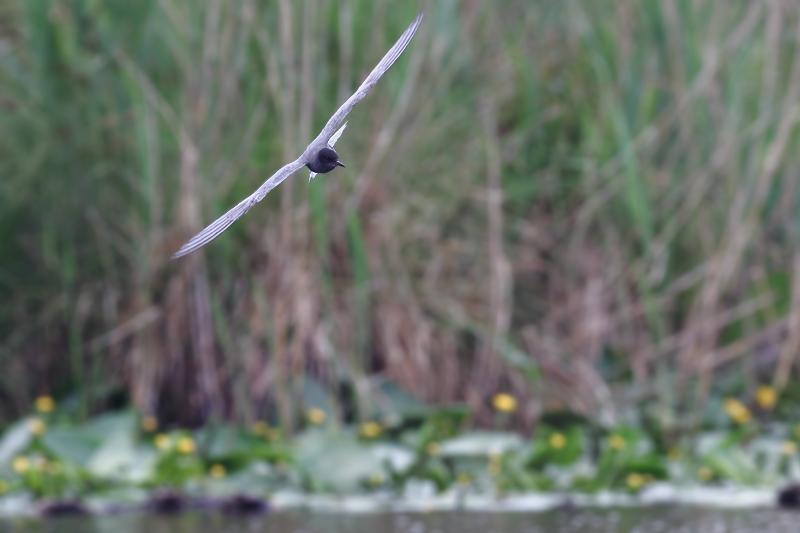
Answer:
xmin=0 ymin=396 xmax=799 ymax=517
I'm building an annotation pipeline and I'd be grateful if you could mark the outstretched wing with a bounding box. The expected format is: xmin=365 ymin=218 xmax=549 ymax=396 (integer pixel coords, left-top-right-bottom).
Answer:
xmin=173 ymin=12 xmax=423 ymax=259
xmin=327 ymin=120 xmax=348 ymax=148
xmin=309 ymin=12 xmax=422 ymax=150
xmin=172 ymin=158 xmax=306 ymax=258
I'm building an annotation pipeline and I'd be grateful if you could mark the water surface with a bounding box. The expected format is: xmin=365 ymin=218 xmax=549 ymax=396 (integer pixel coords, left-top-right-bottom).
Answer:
xmin=3 ymin=507 xmax=799 ymax=533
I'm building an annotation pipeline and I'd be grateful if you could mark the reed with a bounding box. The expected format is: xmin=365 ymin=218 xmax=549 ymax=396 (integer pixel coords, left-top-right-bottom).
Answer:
xmin=2 ymin=0 xmax=800 ymax=434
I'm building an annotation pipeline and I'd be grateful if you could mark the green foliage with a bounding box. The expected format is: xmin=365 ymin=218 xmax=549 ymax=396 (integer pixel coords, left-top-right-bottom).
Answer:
xmin=527 ymin=426 xmax=585 ymax=469
xmin=0 ymin=387 xmax=798 ymax=508
xmin=3 ymin=1 xmax=800 ymax=517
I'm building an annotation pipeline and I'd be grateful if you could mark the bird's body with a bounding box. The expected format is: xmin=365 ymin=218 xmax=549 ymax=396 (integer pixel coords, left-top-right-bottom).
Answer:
xmin=306 ymin=146 xmax=345 ymax=174
xmin=172 ymin=12 xmax=423 ymax=259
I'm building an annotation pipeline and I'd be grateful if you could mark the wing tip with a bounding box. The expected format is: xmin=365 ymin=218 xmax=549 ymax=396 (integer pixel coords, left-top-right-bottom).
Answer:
xmin=171 ymin=243 xmax=194 ymax=260
xmin=405 ymin=12 xmax=424 ymax=45
xmin=171 ymin=229 xmax=213 ymax=259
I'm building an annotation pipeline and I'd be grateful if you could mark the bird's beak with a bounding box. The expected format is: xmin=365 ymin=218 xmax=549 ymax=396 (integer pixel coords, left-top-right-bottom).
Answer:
xmin=336 ymin=160 xmax=346 ymax=168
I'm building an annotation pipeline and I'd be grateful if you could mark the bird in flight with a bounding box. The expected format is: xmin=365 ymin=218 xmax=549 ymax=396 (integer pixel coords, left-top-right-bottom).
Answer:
xmin=172 ymin=12 xmax=423 ymax=259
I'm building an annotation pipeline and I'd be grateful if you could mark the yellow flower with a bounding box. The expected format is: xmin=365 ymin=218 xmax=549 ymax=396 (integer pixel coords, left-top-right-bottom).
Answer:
xmin=697 ymin=467 xmax=713 ymax=481
xmin=12 ymin=456 xmax=29 ymax=474
xmin=608 ymin=434 xmax=626 ymax=451
xmin=488 ymin=453 xmax=502 ymax=475
xmin=0 ymin=480 xmax=7 ymax=495
xmin=250 ymin=421 xmax=281 ymax=441
xmin=176 ymin=436 xmax=196 ymax=455
xmin=782 ymin=441 xmax=797 ymax=456
xmin=456 ymin=473 xmax=472 ymax=486
xmin=426 ymin=442 xmax=441 ymax=456
xmin=368 ymin=473 xmax=385 ymax=486
xmin=625 ymin=472 xmax=646 ymax=490
xmin=359 ymin=421 xmax=383 ymax=439
xmin=251 ymin=420 xmax=269 ymax=436
xmin=306 ymin=408 xmax=326 ymax=425
xmin=141 ymin=416 xmax=158 ymax=432
xmin=548 ymin=432 xmax=567 ymax=450
xmin=154 ymin=433 xmax=172 ymax=451
xmin=34 ymin=395 xmax=55 ymax=414
xmin=492 ymin=393 xmax=518 ymax=413
xmin=755 ymin=386 xmax=777 ymax=410
xmin=209 ymin=464 xmax=226 ymax=479
xmin=724 ymin=398 xmax=752 ymax=424
xmin=28 ymin=417 xmax=46 ymax=436
xmin=667 ymin=447 xmax=681 ymax=460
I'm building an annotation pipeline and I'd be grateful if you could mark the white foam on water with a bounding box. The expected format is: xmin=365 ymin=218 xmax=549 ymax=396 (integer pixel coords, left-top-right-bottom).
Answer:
xmin=268 ymin=485 xmax=778 ymax=513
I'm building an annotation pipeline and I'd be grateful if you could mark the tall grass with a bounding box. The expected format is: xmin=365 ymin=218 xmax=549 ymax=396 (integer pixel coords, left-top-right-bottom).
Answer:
xmin=2 ymin=0 xmax=800 ymax=433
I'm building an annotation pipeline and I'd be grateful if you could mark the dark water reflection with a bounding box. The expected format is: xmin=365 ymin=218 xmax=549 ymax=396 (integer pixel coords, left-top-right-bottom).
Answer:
xmin=3 ymin=507 xmax=799 ymax=533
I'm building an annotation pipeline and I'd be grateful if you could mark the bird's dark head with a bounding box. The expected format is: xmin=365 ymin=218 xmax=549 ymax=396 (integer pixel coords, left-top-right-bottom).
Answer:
xmin=307 ymin=147 xmax=345 ymax=174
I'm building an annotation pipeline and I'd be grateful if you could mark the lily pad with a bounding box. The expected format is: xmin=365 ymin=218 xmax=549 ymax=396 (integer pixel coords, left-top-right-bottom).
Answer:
xmin=439 ymin=431 xmax=524 ymax=458
xmin=295 ymin=429 xmax=385 ymax=492
xmin=42 ymin=426 xmax=99 ymax=466
xmin=86 ymin=412 xmax=155 ymax=482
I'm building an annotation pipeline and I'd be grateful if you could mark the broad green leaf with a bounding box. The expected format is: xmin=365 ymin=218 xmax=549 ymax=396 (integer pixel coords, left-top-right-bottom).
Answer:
xmin=42 ymin=426 xmax=98 ymax=466
xmin=295 ymin=429 xmax=383 ymax=492
xmin=86 ymin=412 xmax=154 ymax=482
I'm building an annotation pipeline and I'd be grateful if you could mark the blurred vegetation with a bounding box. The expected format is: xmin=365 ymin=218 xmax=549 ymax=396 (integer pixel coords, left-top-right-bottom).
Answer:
xmin=0 ymin=390 xmax=798 ymax=506
xmin=2 ymin=0 xmax=800 ymax=451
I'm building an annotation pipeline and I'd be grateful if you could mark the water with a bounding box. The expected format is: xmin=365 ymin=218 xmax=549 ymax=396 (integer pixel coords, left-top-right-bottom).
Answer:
xmin=2 ymin=507 xmax=799 ymax=533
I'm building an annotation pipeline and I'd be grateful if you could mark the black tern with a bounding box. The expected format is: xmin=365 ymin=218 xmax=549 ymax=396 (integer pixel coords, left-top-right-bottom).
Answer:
xmin=172 ymin=12 xmax=423 ymax=259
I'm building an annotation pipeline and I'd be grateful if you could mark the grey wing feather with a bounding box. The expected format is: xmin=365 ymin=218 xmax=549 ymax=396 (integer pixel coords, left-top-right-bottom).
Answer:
xmin=309 ymin=12 xmax=423 ymax=149
xmin=172 ymin=158 xmax=305 ymax=258
xmin=327 ymin=121 xmax=348 ymax=148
